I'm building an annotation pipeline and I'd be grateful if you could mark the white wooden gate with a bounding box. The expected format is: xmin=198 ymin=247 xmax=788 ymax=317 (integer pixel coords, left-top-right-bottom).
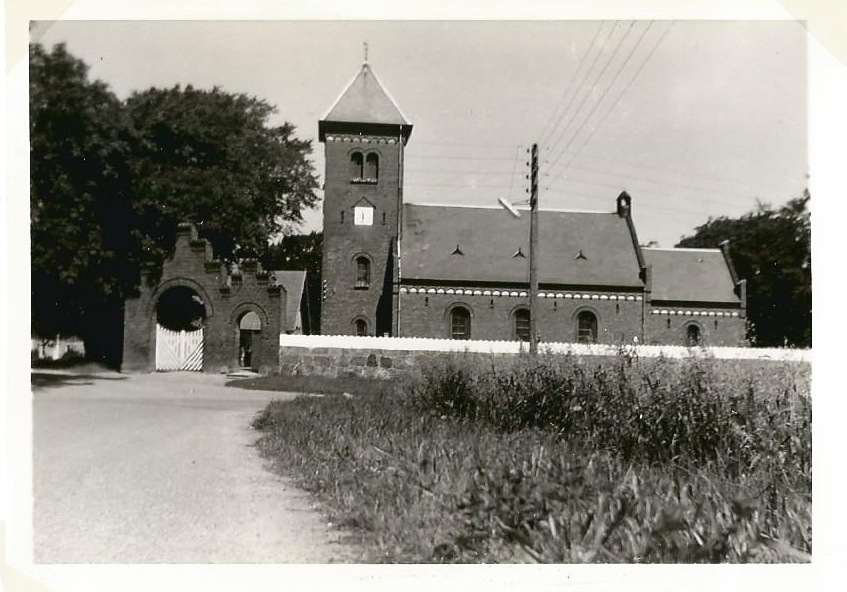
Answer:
xmin=155 ymin=325 xmax=204 ymax=371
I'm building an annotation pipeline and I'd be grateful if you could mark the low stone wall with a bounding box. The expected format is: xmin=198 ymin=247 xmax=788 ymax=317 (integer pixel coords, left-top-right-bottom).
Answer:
xmin=279 ymin=346 xmax=458 ymax=379
xmin=278 ymin=335 xmax=811 ymax=379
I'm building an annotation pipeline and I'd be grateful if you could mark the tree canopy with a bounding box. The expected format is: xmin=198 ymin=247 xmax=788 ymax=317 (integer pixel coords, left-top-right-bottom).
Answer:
xmin=30 ymin=43 xmax=320 ymax=364
xmin=126 ymin=85 xmax=319 ymax=266
xmin=30 ymin=43 xmax=138 ymax=348
xmin=676 ymin=192 xmax=811 ymax=347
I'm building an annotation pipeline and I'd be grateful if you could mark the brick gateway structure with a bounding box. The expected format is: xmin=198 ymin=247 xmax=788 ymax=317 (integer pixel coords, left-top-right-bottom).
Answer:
xmin=122 ymin=223 xmax=305 ymax=374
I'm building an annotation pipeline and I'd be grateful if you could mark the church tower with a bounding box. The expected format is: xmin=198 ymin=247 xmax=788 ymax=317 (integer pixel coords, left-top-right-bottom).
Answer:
xmin=319 ymin=61 xmax=412 ymax=336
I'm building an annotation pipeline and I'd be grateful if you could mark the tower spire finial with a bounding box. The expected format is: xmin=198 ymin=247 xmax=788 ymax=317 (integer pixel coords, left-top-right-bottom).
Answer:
xmin=363 ymin=41 xmax=369 ymax=65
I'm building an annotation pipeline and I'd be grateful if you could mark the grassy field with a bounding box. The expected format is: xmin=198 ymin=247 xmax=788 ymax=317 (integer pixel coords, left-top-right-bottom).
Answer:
xmin=246 ymin=351 xmax=811 ymax=563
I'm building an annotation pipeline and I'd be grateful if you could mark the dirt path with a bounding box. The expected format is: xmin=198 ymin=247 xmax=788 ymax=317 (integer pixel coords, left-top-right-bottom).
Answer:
xmin=32 ymin=371 xmax=358 ymax=563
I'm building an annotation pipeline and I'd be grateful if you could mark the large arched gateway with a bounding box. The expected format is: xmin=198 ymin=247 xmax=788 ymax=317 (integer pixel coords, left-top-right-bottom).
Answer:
xmin=154 ymin=285 xmax=208 ymax=371
xmin=122 ymin=223 xmax=305 ymax=374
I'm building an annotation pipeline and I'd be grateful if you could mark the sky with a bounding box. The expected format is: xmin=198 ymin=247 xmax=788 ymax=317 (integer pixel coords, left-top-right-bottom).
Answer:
xmin=31 ymin=19 xmax=809 ymax=248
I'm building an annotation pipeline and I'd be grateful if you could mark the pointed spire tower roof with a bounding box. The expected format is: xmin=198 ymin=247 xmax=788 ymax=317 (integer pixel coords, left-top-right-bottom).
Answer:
xmin=319 ymin=63 xmax=412 ymax=142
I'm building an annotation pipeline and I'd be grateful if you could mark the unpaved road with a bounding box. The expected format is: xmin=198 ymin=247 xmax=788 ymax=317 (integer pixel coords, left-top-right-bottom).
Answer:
xmin=32 ymin=371 xmax=357 ymax=563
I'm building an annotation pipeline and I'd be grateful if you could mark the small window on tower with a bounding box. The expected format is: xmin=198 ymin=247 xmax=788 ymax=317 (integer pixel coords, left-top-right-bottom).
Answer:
xmin=687 ymin=324 xmax=701 ymax=346
xmin=364 ymin=153 xmax=379 ymax=182
xmin=354 ymin=318 xmax=368 ymax=336
xmin=355 ymin=256 xmax=371 ymax=289
xmin=349 ymin=152 xmax=363 ymax=180
xmin=354 ymin=205 xmax=374 ymax=226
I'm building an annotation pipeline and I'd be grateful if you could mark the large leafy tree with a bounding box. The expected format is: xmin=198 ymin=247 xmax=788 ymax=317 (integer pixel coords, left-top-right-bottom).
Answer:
xmin=30 ymin=44 xmax=321 ymax=365
xmin=126 ymin=85 xmax=319 ymax=267
xmin=261 ymin=231 xmax=323 ymax=334
xmin=676 ymin=192 xmax=811 ymax=347
xmin=30 ymin=43 xmax=138 ymax=364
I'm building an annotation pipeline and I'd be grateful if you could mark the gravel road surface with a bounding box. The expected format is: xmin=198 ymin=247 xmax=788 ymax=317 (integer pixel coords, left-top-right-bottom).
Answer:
xmin=32 ymin=371 xmax=357 ymax=563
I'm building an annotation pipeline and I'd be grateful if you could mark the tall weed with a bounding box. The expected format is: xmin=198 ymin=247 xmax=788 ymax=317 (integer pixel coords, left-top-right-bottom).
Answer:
xmin=252 ymin=352 xmax=811 ymax=563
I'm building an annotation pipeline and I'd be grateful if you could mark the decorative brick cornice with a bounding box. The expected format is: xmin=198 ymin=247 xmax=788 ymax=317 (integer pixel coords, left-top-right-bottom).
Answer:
xmin=399 ymin=286 xmax=642 ymax=301
xmin=650 ymin=309 xmax=740 ymax=318
xmin=325 ymin=134 xmax=399 ymax=145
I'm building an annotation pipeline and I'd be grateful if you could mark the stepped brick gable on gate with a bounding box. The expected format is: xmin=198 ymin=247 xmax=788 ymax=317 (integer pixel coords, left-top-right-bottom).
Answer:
xmin=122 ymin=223 xmax=289 ymax=373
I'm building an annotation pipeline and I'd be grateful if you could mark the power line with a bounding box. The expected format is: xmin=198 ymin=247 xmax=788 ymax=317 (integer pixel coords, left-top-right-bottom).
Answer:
xmin=543 ymin=21 xmax=635 ymax=166
xmin=405 ymin=181 xmax=519 ymax=189
xmin=553 ymin=162 xmax=765 ymax=206
xmin=537 ymin=21 xmax=606 ymax=147
xmin=405 ymin=168 xmax=524 ymax=176
xmin=405 ymin=142 xmax=797 ymax=197
xmin=412 ymin=140 xmax=526 ymax=150
xmin=507 ymin=144 xmax=524 ymax=201
xmin=537 ymin=22 xmax=621 ymax=159
xmin=544 ymin=21 xmax=653 ymax=175
xmin=554 ymin=174 xmax=756 ymax=209
xmin=407 ymin=153 xmax=517 ymax=162
xmin=575 ymin=151 xmax=802 ymax=194
xmin=541 ymin=188 xmax=750 ymax=218
xmin=545 ymin=21 xmax=674 ymax=189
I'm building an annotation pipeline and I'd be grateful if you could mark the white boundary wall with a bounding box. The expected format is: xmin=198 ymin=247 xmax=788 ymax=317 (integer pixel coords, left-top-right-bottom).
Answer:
xmin=280 ymin=334 xmax=811 ymax=363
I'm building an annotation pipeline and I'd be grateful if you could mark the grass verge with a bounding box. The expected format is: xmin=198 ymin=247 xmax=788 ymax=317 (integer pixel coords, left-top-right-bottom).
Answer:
xmin=250 ymin=352 xmax=811 ymax=563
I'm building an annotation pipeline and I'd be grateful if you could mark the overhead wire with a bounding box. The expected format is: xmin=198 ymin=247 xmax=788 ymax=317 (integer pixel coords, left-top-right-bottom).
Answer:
xmin=543 ymin=21 xmax=654 ymax=175
xmin=537 ymin=21 xmax=606 ymax=147
xmin=541 ymin=188 xmax=750 ymax=218
xmin=558 ymin=162 xmax=765 ymax=205
xmin=575 ymin=151 xmax=801 ymax=194
xmin=542 ymin=21 xmax=635 ymax=166
xmin=536 ymin=22 xmax=621 ymax=156
xmin=403 ymin=138 xmax=799 ymax=194
xmin=545 ymin=21 xmax=675 ymax=189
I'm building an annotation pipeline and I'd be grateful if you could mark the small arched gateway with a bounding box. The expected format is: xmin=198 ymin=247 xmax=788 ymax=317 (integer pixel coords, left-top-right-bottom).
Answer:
xmin=121 ymin=223 xmax=306 ymax=374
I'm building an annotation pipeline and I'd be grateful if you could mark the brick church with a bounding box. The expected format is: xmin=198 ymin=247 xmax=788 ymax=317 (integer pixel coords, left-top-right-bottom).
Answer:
xmin=320 ymin=62 xmax=748 ymax=346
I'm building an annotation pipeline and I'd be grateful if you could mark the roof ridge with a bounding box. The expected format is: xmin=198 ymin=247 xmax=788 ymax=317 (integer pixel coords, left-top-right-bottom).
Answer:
xmin=405 ymin=202 xmax=614 ymax=215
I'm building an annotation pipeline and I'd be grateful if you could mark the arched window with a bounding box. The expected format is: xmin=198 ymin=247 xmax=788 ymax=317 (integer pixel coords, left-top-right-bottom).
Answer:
xmin=354 ymin=318 xmax=368 ymax=337
xmin=349 ymin=152 xmax=363 ymax=180
xmin=449 ymin=306 xmax=471 ymax=340
xmin=355 ymin=256 xmax=371 ymax=288
xmin=576 ymin=310 xmax=598 ymax=343
xmin=514 ymin=308 xmax=531 ymax=342
xmin=686 ymin=324 xmax=701 ymax=346
xmin=364 ymin=153 xmax=379 ymax=181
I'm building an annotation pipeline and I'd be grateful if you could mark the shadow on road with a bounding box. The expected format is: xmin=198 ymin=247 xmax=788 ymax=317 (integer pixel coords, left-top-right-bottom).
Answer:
xmin=31 ymin=372 xmax=128 ymax=391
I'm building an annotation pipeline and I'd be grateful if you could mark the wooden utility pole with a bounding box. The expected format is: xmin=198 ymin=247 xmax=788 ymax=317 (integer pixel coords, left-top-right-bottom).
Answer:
xmin=529 ymin=143 xmax=539 ymax=355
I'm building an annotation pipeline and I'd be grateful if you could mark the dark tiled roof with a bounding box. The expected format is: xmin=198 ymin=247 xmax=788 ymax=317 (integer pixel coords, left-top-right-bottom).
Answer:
xmin=401 ymin=204 xmax=643 ymax=288
xmin=322 ymin=64 xmax=409 ymax=126
xmin=643 ymin=248 xmax=740 ymax=304
xmin=271 ymin=270 xmax=307 ymax=332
